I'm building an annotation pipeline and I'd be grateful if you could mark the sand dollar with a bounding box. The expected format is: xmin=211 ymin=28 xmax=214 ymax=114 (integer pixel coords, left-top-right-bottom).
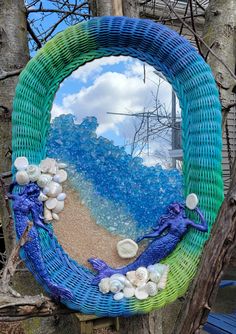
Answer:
xmin=186 ymin=193 xmax=199 ymax=210
xmin=117 ymin=239 xmax=138 ymax=259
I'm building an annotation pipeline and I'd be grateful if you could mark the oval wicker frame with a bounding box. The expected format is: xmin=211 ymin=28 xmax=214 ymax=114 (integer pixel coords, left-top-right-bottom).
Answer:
xmin=12 ymin=17 xmax=223 ymax=316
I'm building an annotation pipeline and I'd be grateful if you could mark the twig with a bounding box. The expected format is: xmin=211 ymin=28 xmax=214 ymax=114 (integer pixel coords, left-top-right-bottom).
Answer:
xmin=189 ymin=0 xmax=203 ymax=56
xmin=161 ymin=0 xmax=236 ymax=81
xmin=27 ymin=20 xmax=42 ymax=50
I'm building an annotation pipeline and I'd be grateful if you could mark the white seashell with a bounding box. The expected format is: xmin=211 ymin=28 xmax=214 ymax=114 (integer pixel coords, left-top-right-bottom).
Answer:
xmin=47 ymin=181 xmax=62 ymax=197
xmin=57 ymin=192 xmax=67 ymax=201
xmin=124 ymin=279 xmax=133 ymax=288
xmin=43 ymin=186 xmax=50 ymax=195
xmin=52 ymin=213 xmax=60 ymax=221
xmin=54 ymin=169 xmax=67 ymax=183
xmin=113 ymin=292 xmax=124 ymax=301
xmin=58 ymin=163 xmax=67 ymax=169
xmin=186 ymin=193 xmax=199 ymax=210
xmin=98 ymin=278 xmax=110 ymax=294
xmin=149 ymin=271 xmax=161 ymax=283
xmin=16 ymin=170 xmax=30 ymax=185
xmin=38 ymin=192 xmax=48 ymax=202
xmin=110 ymin=274 xmax=127 ymax=285
xmin=123 ymin=287 xmax=135 ymax=298
xmin=135 ymin=285 xmax=149 ymax=300
xmin=45 ymin=198 xmax=58 ymax=210
xmin=37 ymin=174 xmax=52 ymax=188
xmin=145 ymin=282 xmax=158 ymax=297
xmin=117 ymin=239 xmax=138 ymax=259
xmin=147 ymin=265 xmax=156 ymax=273
xmin=14 ymin=157 xmax=29 ymax=171
xmin=157 ymin=265 xmax=169 ymax=290
xmin=39 ymin=158 xmax=57 ymax=174
xmin=109 ymin=280 xmax=124 ymax=294
xmin=27 ymin=165 xmax=41 ymax=182
xmin=126 ymin=271 xmax=137 ymax=285
xmin=135 ymin=267 xmax=149 ymax=281
xmin=44 ymin=207 xmax=53 ymax=221
xmin=52 ymin=200 xmax=64 ymax=214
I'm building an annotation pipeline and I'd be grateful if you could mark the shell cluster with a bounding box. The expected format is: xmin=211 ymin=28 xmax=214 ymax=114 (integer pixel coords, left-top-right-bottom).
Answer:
xmin=14 ymin=156 xmax=68 ymax=222
xmin=98 ymin=264 xmax=169 ymax=301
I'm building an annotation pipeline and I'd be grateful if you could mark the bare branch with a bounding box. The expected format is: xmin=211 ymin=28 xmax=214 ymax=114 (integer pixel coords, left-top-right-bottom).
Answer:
xmin=27 ymin=20 xmax=42 ymax=50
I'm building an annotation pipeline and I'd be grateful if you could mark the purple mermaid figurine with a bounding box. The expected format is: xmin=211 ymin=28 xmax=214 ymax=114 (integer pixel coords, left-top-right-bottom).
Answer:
xmin=88 ymin=202 xmax=207 ymax=284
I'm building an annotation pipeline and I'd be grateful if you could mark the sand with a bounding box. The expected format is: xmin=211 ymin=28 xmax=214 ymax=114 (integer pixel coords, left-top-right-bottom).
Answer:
xmin=53 ymin=184 xmax=143 ymax=269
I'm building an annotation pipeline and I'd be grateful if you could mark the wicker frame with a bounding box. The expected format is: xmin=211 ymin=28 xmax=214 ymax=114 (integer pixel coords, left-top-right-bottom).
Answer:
xmin=12 ymin=16 xmax=223 ymax=316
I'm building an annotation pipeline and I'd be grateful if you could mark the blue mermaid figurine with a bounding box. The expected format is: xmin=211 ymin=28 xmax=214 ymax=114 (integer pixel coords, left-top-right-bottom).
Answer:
xmin=88 ymin=202 xmax=207 ymax=284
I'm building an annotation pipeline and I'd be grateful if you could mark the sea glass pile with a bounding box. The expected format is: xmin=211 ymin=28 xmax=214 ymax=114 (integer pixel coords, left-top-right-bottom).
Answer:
xmin=47 ymin=114 xmax=183 ymax=238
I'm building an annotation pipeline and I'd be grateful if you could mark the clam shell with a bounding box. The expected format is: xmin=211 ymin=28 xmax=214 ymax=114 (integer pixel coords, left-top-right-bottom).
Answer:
xmin=16 ymin=170 xmax=30 ymax=185
xmin=38 ymin=192 xmax=48 ymax=202
xmin=145 ymin=282 xmax=158 ymax=297
xmin=123 ymin=287 xmax=135 ymax=298
xmin=44 ymin=207 xmax=53 ymax=222
xmin=110 ymin=280 xmax=124 ymax=294
xmin=186 ymin=193 xmax=199 ymax=210
xmin=52 ymin=213 xmax=60 ymax=221
xmin=14 ymin=157 xmax=29 ymax=171
xmin=40 ymin=158 xmax=57 ymax=174
xmin=52 ymin=200 xmax=64 ymax=213
xmin=135 ymin=267 xmax=149 ymax=281
xmin=37 ymin=174 xmax=52 ymax=188
xmin=117 ymin=239 xmax=138 ymax=259
xmin=98 ymin=277 xmax=110 ymax=294
xmin=54 ymin=169 xmax=67 ymax=183
xmin=47 ymin=181 xmax=62 ymax=198
xmin=45 ymin=198 xmax=58 ymax=210
xmin=113 ymin=292 xmax=124 ymax=301
xmin=135 ymin=285 xmax=149 ymax=300
xmin=57 ymin=192 xmax=67 ymax=201
xmin=27 ymin=165 xmax=41 ymax=182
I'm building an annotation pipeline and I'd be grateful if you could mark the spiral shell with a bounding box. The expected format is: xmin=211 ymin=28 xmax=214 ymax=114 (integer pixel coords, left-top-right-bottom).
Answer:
xmin=145 ymin=282 xmax=158 ymax=297
xmin=26 ymin=165 xmax=41 ymax=182
xmin=16 ymin=170 xmax=30 ymax=185
xmin=110 ymin=274 xmax=127 ymax=285
xmin=98 ymin=278 xmax=110 ymax=294
xmin=135 ymin=267 xmax=149 ymax=281
xmin=157 ymin=265 xmax=169 ymax=290
xmin=109 ymin=279 xmax=124 ymax=294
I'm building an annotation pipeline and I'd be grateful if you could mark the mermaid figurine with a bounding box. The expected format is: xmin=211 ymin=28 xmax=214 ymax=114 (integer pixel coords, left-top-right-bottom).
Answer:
xmin=8 ymin=182 xmax=72 ymax=300
xmin=88 ymin=202 xmax=207 ymax=284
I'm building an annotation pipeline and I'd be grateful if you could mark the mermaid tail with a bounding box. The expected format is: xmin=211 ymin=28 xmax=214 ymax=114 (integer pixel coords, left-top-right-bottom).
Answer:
xmin=88 ymin=258 xmax=115 ymax=284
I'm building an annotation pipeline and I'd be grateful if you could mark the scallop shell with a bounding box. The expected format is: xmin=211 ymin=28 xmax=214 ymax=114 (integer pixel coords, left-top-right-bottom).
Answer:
xmin=27 ymin=165 xmax=41 ymax=182
xmin=186 ymin=193 xmax=199 ymax=210
xmin=135 ymin=285 xmax=149 ymax=300
xmin=113 ymin=292 xmax=124 ymax=301
xmin=14 ymin=157 xmax=29 ymax=171
xmin=40 ymin=158 xmax=57 ymax=174
xmin=37 ymin=174 xmax=52 ymax=188
xmin=16 ymin=170 xmax=30 ymax=185
xmin=145 ymin=282 xmax=158 ymax=297
xmin=135 ymin=267 xmax=149 ymax=281
xmin=44 ymin=207 xmax=53 ymax=222
xmin=57 ymin=192 xmax=67 ymax=201
xmin=38 ymin=192 xmax=48 ymax=202
xmin=109 ymin=280 xmax=124 ymax=294
xmin=123 ymin=287 xmax=135 ymax=298
xmin=47 ymin=181 xmax=62 ymax=198
xmin=98 ymin=277 xmax=110 ymax=294
xmin=52 ymin=200 xmax=64 ymax=214
xmin=117 ymin=239 xmax=138 ymax=259
xmin=45 ymin=198 xmax=58 ymax=210
xmin=52 ymin=213 xmax=60 ymax=221
xmin=54 ymin=169 xmax=67 ymax=183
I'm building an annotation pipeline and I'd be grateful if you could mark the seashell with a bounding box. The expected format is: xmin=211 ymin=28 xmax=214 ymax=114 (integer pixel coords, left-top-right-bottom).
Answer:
xmin=38 ymin=192 xmax=48 ymax=202
xmin=117 ymin=239 xmax=138 ymax=259
xmin=135 ymin=285 xmax=149 ymax=300
xmin=52 ymin=213 xmax=60 ymax=221
xmin=57 ymin=192 xmax=67 ymax=201
xmin=135 ymin=267 xmax=149 ymax=281
xmin=157 ymin=265 xmax=169 ymax=290
xmin=37 ymin=174 xmax=52 ymax=188
xmin=110 ymin=274 xmax=127 ymax=285
xmin=58 ymin=162 xmax=67 ymax=169
xmin=54 ymin=169 xmax=67 ymax=183
xmin=43 ymin=186 xmax=50 ymax=195
xmin=113 ymin=292 xmax=124 ymax=301
xmin=14 ymin=157 xmax=29 ymax=171
xmin=98 ymin=277 xmax=110 ymax=294
xmin=52 ymin=200 xmax=64 ymax=214
xmin=40 ymin=158 xmax=57 ymax=174
xmin=126 ymin=271 xmax=137 ymax=285
xmin=109 ymin=280 xmax=124 ymax=294
xmin=145 ymin=282 xmax=158 ymax=297
xmin=16 ymin=170 xmax=30 ymax=185
xmin=44 ymin=207 xmax=53 ymax=222
xmin=26 ymin=165 xmax=41 ymax=182
xmin=47 ymin=181 xmax=62 ymax=198
xmin=45 ymin=198 xmax=58 ymax=210
xmin=147 ymin=265 xmax=156 ymax=273
xmin=123 ymin=287 xmax=135 ymax=298
xmin=186 ymin=193 xmax=199 ymax=210
xmin=149 ymin=271 xmax=161 ymax=283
